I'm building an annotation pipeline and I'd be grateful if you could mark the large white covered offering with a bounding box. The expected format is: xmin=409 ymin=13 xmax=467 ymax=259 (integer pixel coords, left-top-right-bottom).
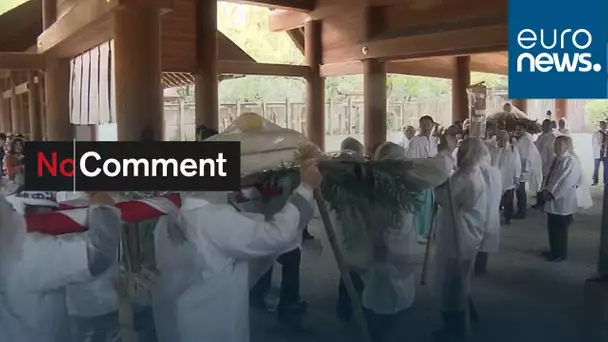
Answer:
xmin=204 ymin=113 xmax=312 ymax=175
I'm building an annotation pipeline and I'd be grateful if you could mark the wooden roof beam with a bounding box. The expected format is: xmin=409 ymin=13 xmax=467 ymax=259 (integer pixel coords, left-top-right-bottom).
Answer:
xmin=328 ymin=24 xmax=507 ymax=62
xmin=0 ymin=53 xmax=45 ymax=70
xmin=37 ymin=0 xmax=174 ymax=58
xmin=2 ymin=81 xmax=29 ymax=99
xmin=225 ymin=0 xmax=314 ymax=12
xmin=269 ymin=9 xmax=309 ymax=31
xmin=320 ymin=60 xmax=453 ymax=79
xmin=218 ymin=61 xmax=311 ymax=78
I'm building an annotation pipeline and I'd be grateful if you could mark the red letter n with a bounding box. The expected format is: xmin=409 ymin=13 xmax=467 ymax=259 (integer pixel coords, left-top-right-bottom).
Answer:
xmin=38 ymin=152 xmax=57 ymax=176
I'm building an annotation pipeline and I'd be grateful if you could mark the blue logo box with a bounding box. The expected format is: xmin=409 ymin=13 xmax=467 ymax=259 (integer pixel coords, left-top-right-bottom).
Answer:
xmin=508 ymin=0 xmax=608 ymax=99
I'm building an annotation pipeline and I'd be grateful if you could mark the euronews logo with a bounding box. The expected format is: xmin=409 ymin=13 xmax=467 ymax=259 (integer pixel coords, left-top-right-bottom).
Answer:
xmin=516 ymin=29 xmax=603 ymax=73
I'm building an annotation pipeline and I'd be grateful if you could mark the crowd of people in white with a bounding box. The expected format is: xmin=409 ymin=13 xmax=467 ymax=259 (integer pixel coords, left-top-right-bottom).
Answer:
xmin=0 ymin=107 xmax=601 ymax=342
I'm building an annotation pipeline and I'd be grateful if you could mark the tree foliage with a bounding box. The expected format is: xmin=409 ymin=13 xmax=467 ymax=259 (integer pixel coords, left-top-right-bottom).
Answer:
xmin=586 ymin=100 xmax=608 ymax=125
xmin=178 ymin=3 xmax=510 ymax=103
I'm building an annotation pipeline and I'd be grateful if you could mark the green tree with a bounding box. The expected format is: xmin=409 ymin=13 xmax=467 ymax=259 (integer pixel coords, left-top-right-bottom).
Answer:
xmin=586 ymin=100 xmax=608 ymax=125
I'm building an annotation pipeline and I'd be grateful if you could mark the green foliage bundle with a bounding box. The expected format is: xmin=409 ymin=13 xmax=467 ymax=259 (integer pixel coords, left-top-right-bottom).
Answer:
xmin=258 ymin=148 xmax=425 ymax=239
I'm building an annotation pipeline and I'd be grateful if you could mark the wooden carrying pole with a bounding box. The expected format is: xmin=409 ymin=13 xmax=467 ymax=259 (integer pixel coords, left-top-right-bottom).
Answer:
xmin=420 ymin=202 xmax=438 ymax=285
xmin=313 ymin=189 xmax=373 ymax=342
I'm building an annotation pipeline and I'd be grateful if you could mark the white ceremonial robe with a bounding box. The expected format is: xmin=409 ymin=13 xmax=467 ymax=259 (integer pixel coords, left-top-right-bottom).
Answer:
xmin=434 ymin=166 xmax=487 ymax=312
xmin=353 ymin=151 xmax=455 ymax=314
xmin=515 ymin=132 xmax=543 ymax=193
xmin=494 ymin=145 xmax=522 ymax=192
xmin=478 ymin=162 xmax=503 ymax=253
xmin=397 ymin=135 xmax=411 ymax=151
xmin=592 ymin=130 xmax=606 ymax=159
xmin=535 ymin=132 xmax=557 ymax=178
xmin=405 ymin=135 xmax=438 ymax=159
xmin=0 ymin=206 xmax=119 ymax=342
xmin=543 ymin=152 xmax=581 ymax=216
xmin=151 ymin=185 xmax=314 ymax=342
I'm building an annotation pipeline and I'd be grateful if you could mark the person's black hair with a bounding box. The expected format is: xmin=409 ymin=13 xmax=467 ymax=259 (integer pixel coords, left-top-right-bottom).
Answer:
xmin=542 ymin=119 xmax=552 ymax=125
xmin=9 ymin=137 xmax=24 ymax=154
xmin=0 ymin=133 xmax=6 ymax=140
xmin=419 ymin=115 xmax=434 ymax=123
xmin=196 ymin=125 xmax=219 ymax=141
xmin=515 ymin=121 xmax=528 ymax=129
xmin=600 ymin=120 xmax=607 ymax=125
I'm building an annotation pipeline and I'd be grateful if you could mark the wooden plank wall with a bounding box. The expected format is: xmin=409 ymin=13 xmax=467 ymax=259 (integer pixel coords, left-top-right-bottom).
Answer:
xmin=69 ymin=40 xmax=115 ymax=125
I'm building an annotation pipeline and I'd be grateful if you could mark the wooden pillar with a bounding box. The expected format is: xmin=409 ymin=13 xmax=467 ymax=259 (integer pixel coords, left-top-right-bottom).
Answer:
xmin=38 ymin=73 xmax=46 ymax=139
xmin=10 ymin=73 xmax=21 ymax=134
xmin=194 ymin=0 xmax=218 ymax=131
xmin=43 ymin=0 xmax=71 ymax=140
xmin=452 ymin=56 xmax=471 ymax=123
xmin=20 ymin=93 xmax=29 ymax=136
xmin=28 ymin=71 xmax=42 ymax=140
xmin=512 ymin=99 xmax=528 ymax=113
xmin=305 ymin=19 xmax=324 ymax=150
xmin=363 ymin=60 xmax=386 ymax=155
xmin=555 ymin=99 xmax=568 ymax=120
xmin=0 ymin=80 xmax=10 ymax=133
xmin=42 ymin=0 xmax=56 ymax=29
xmin=45 ymin=58 xmax=71 ymax=140
xmin=113 ymin=5 xmax=162 ymax=141
xmin=362 ymin=6 xmax=386 ymax=155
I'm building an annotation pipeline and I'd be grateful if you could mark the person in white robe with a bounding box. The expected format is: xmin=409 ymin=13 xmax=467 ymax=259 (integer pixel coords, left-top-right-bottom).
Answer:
xmin=406 ymin=115 xmax=438 ymax=243
xmin=475 ymin=138 xmax=504 ymax=276
xmin=491 ymin=131 xmax=521 ymax=225
xmin=533 ymin=119 xmax=557 ymax=209
xmin=0 ymin=192 xmax=121 ymax=342
xmin=336 ymin=140 xmax=455 ymax=341
xmin=591 ymin=120 xmax=607 ymax=186
xmin=60 ymin=192 xmax=157 ymax=342
xmin=513 ymin=122 xmax=543 ymax=219
xmin=397 ymin=125 xmax=416 ymax=152
xmin=150 ymin=160 xmax=321 ymax=342
xmin=540 ymin=136 xmax=581 ymax=262
xmin=558 ymin=118 xmax=571 ymax=136
xmin=433 ymin=138 xmax=489 ymax=341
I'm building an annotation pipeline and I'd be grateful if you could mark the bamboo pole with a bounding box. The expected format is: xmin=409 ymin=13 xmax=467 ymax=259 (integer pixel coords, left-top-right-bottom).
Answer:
xmin=420 ymin=202 xmax=438 ymax=285
xmin=313 ymin=189 xmax=372 ymax=342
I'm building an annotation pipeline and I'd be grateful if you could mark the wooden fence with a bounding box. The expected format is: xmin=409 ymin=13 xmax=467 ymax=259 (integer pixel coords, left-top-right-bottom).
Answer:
xmin=163 ymin=96 xmax=589 ymax=141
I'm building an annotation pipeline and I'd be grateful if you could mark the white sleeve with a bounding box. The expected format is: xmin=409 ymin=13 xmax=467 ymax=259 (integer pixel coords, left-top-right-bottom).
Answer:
xmin=406 ymin=151 xmax=454 ymax=188
xmin=405 ymin=138 xmax=420 ymax=159
xmin=201 ymin=185 xmax=315 ymax=260
xmin=16 ymin=233 xmax=93 ymax=292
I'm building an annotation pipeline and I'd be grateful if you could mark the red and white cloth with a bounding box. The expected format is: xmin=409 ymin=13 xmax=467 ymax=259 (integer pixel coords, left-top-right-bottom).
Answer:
xmin=25 ymin=194 xmax=182 ymax=235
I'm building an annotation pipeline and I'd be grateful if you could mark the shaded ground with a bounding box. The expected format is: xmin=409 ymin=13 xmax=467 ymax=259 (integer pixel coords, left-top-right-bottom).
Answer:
xmin=251 ymin=133 xmax=604 ymax=342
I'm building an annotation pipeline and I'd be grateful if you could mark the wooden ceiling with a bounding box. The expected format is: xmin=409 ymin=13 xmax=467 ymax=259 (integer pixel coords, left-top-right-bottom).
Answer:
xmin=267 ymin=0 xmax=508 ymax=76
xmin=0 ymin=0 xmax=256 ymax=87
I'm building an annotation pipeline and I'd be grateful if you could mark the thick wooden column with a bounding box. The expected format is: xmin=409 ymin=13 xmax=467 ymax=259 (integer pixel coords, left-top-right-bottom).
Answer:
xmin=452 ymin=56 xmax=471 ymax=123
xmin=512 ymin=99 xmax=528 ymax=113
xmin=0 ymin=80 xmax=10 ymax=133
xmin=28 ymin=71 xmax=42 ymax=140
xmin=194 ymin=0 xmax=218 ymax=131
xmin=555 ymin=99 xmax=568 ymax=120
xmin=305 ymin=19 xmax=324 ymax=150
xmin=42 ymin=0 xmax=56 ymax=28
xmin=363 ymin=60 xmax=386 ymax=155
xmin=45 ymin=58 xmax=71 ymax=140
xmin=43 ymin=0 xmax=71 ymax=140
xmin=362 ymin=6 xmax=387 ymax=155
xmin=113 ymin=5 xmax=162 ymax=141
xmin=10 ymin=74 xmax=21 ymax=134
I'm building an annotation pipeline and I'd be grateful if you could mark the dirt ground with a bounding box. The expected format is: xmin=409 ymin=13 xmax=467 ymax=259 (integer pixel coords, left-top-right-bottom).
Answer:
xmin=251 ymin=133 xmax=605 ymax=342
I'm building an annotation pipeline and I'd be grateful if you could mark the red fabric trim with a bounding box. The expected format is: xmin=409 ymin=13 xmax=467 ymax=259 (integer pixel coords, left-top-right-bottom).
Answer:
xmin=25 ymin=193 xmax=182 ymax=235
